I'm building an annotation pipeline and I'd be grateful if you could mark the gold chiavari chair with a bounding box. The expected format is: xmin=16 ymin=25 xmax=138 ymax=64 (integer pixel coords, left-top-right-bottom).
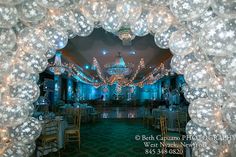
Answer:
xmin=160 ymin=116 xmax=184 ymax=157
xmin=37 ymin=120 xmax=60 ymax=157
xmin=64 ymin=109 xmax=81 ymax=150
xmin=176 ymin=112 xmax=188 ymax=134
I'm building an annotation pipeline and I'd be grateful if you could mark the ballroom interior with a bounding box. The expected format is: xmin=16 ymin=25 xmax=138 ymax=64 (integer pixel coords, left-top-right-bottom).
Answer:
xmin=0 ymin=0 xmax=235 ymax=157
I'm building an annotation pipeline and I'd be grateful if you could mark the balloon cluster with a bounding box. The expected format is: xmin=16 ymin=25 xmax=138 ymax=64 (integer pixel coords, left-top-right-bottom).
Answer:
xmin=0 ymin=0 xmax=235 ymax=156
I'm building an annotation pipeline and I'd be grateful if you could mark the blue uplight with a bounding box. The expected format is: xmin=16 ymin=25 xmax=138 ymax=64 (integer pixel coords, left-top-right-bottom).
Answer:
xmin=85 ymin=65 xmax=90 ymax=70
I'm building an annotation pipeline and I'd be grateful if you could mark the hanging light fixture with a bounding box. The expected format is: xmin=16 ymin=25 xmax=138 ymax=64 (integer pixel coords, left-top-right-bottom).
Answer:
xmin=48 ymin=52 xmax=65 ymax=75
xmin=117 ymin=27 xmax=135 ymax=46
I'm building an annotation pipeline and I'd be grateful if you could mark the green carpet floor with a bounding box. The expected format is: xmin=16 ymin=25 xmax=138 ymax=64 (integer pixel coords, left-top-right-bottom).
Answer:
xmin=46 ymin=119 xmax=183 ymax=157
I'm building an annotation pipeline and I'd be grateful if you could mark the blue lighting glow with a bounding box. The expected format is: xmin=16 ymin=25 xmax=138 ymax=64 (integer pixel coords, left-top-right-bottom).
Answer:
xmin=102 ymin=49 xmax=108 ymax=55
xmin=85 ymin=65 xmax=90 ymax=70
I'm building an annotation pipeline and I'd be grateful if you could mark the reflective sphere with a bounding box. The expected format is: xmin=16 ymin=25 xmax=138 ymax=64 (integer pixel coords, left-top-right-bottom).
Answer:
xmin=211 ymin=0 xmax=236 ymax=18
xmin=17 ymin=27 xmax=48 ymax=54
xmin=130 ymin=10 xmax=149 ymax=37
xmin=116 ymin=0 xmax=142 ymax=25
xmin=73 ymin=8 xmax=94 ymax=37
xmin=147 ymin=6 xmax=174 ymax=34
xmin=169 ymin=29 xmax=195 ymax=56
xmin=224 ymin=68 xmax=236 ymax=97
xmin=186 ymin=8 xmax=216 ymax=34
xmin=213 ymin=56 xmax=236 ymax=75
xmin=170 ymin=0 xmax=211 ymax=21
xmin=184 ymin=62 xmax=214 ymax=88
xmin=0 ymin=97 xmax=29 ymax=128
xmin=170 ymin=53 xmax=196 ymax=74
xmin=0 ymin=5 xmax=18 ymax=28
xmin=188 ymin=98 xmax=222 ymax=128
xmin=18 ymin=0 xmax=46 ymax=24
xmin=36 ymin=0 xmax=67 ymax=8
xmin=199 ymin=18 xmax=236 ymax=56
xmin=183 ymin=86 xmax=208 ymax=102
xmin=10 ymin=117 xmax=42 ymax=144
xmin=18 ymin=51 xmax=48 ymax=73
xmin=43 ymin=26 xmax=68 ymax=50
xmin=0 ymin=0 xmax=25 ymax=5
xmin=154 ymin=26 xmax=177 ymax=49
xmin=9 ymin=81 xmax=40 ymax=103
xmin=102 ymin=2 xmax=122 ymax=33
xmin=45 ymin=48 xmax=56 ymax=59
xmin=223 ymin=98 xmax=236 ymax=131
xmin=80 ymin=0 xmax=107 ymax=22
xmin=0 ymin=28 xmax=16 ymax=53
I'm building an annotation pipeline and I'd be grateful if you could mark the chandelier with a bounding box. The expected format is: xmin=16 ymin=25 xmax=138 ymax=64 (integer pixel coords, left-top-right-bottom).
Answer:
xmin=117 ymin=28 xmax=135 ymax=46
xmin=48 ymin=52 xmax=65 ymax=75
xmin=105 ymin=52 xmax=134 ymax=77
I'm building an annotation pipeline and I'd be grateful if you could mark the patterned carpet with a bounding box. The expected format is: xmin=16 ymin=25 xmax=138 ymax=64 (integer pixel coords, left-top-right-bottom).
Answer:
xmin=45 ymin=119 xmax=182 ymax=157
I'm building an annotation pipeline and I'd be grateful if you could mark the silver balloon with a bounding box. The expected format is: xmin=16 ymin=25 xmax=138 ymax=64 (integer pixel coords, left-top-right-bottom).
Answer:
xmin=213 ymin=56 xmax=236 ymax=75
xmin=17 ymin=0 xmax=46 ymax=24
xmin=170 ymin=52 xmax=197 ymax=74
xmin=186 ymin=120 xmax=208 ymax=141
xmin=102 ymin=2 xmax=122 ymax=33
xmin=43 ymin=26 xmax=68 ymax=50
xmin=73 ymin=8 xmax=94 ymax=37
xmin=0 ymin=97 xmax=29 ymax=128
xmin=0 ymin=128 xmax=11 ymax=155
xmin=0 ymin=54 xmax=13 ymax=81
xmin=36 ymin=0 xmax=67 ymax=8
xmin=18 ymin=50 xmax=48 ymax=73
xmin=0 ymin=5 xmax=18 ymax=28
xmin=130 ymin=9 xmax=149 ymax=37
xmin=170 ymin=0 xmax=211 ymax=21
xmin=188 ymin=98 xmax=222 ymax=128
xmin=199 ymin=18 xmax=236 ymax=56
xmin=169 ymin=29 xmax=196 ymax=56
xmin=192 ymin=143 xmax=221 ymax=157
xmin=17 ymin=27 xmax=48 ymax=54
xmin=0 ymin=28 xmax=16 ymax=53
xmin=211 ymin=0 xmax=236 ymax=18
xmin=184 ymin=62 xmax=215 ymax=88
xmin=0 ymin=0 xmax=25 ymax=5
xmin=224 ymin=68 xmax=236 ymax=97
xmin=116 ymin=0 xmax=142 ymax=25
xmin=222 ymin=98 xmax=236 ymax=131
xmin=154 ymin=26 xmax=177 ymax=49
xmin=2 ymin=142 xmax=29 ymax=157
xmin=183 ymin=85 xmax=208 ymax=102
xmin=80 ymin=0 xmax=107 ymax=22
xmin=152 ymin=0 xmax=169 ymax=6
xmin=10 ymin=117 xmax=42 ymax=144
xmin=45 ymin=48 xmax=56 ymax=59
xmin=25 ymin=142 xmax=36 ymax=156
xmin=147 ymin=6 xmax=174 ymax=34
xmin=9 ymin=81 xmax=40 ymax=103
xmin=186 ymin=8 xmax=217 ymax=34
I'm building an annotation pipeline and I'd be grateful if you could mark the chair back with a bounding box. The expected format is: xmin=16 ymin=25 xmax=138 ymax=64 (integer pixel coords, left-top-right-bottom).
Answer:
xmin=74 ymin=108 xmax=81 ymax=129
xmin=177 ymin=112 xmax=188 ymax=133
xmin=41 ymin=120 xmax=59 ymax=136
xmin=160 ymin=116 xmax=167 ymax=137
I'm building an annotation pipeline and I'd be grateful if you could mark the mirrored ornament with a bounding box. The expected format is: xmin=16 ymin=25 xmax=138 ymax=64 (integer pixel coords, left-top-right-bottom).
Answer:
xmin=0 ymin=28 xmax=16 ymax=53
xmin=188 ymin=98 xmax=222 ymax=128
xmin=17 ymin=27 xmax=48 ymax=54
xmin=10 ymin=117 xmax=42 ymax=144
xmin=9 ymin=81 xmax=40 ymax=104
xmin=116 ymin=0 xmax=142 ymax=25
xmin=130 ymin=9 xmax=149 ymax=37
xmin=0 ymin=97 xmax=29 ymax=128
xmin=186 ymin=8 xmax=217 ymax=34
xmin=199 ymin=18 xmax=236 ymax=56
xmin=224 ymin=68 xmax=236 ymax=97
xmin=170 ymin=0 xmax=211 ymax=21
xmin=18 ymin=50 xmax=48 ymax=73
xmin=183 ymin=86 xmax=208 ymax=102
xmin=169 ymin=29 xmax=196 ymax=56
xmin=73 ymin=8 xmax=94 ymax=37
xmin=154 ymin=26 xmax=177 ymax=49
xmin=36 ymin=0 xmax=67 ymax=8
xmin=80 ymin=0 xmax=107 ymax=22
xmin=147 ymin=6 xmax=174 ymax=34
xmin=102 ymin=2 xmax=122 ymax=33
xmin=17 ymin=0 xmax=46 ymax=25
xmin=170 ymin=52 xmax=197 ymax=74
xmin=184 ymin=62 xmax=215 ymax=88
xmin=0 ymin=5 xmax=18 ymax=28
xmin=211 ymin=0 xmax=236 ymax=19
xmin=222 ymin=98 xmax=236 ymax=131
xmin=43 ymin=26 xmax=68 ymax=50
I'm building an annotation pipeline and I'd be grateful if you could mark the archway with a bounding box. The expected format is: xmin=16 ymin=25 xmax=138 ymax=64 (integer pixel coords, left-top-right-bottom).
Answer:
xmin=0 ymin=0 xmax=235 ymax=156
